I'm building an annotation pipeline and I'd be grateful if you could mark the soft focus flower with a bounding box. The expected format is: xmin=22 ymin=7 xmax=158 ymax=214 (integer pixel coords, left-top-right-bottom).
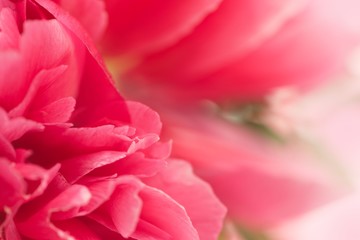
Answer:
xmin=17 ymin=0 xmax=359 ymax=239
xmin=262 ymin=74 xmax=360 ymax=187
xmin=154 ymin=72 xmax=360 ymax=237
xmin=0 ymin=1 xmax=226 ymax=239
xmin=97 ymin=1 xmax=360 ymax=238
xmin=251 ymin=65 xmax=360 ymax=239
xmin=273 ymin=193 xmax=360 ymax=240
xmin=157 ymin=108 xmax=346 ymax=230
xmin=102 ymin=0 xmax=360 ymax=102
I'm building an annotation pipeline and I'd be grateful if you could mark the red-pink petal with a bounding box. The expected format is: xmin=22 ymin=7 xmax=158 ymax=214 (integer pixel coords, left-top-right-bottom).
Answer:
xmin=15 ymin=163 xmax=60 ymax=200
xmin=0 ymin=7 xmax=20 ymax=50
xmin=0 ymin=108 xmax=43 ymax=142
xmin=144 ymin=160 xmax=227 ymax=240
xmin=127 ymin=0 xmax=307 ymax=84
xmin=90 ymin=176 xmax=143 ymax=238
xmin=0 ymin=158 xmax=25 ymax=208
xmin=17 ymin=125 xmax=132 ymax=166
xmin=127 ymin=0 xmax=360 ymax=101
xmin=0 ymin=17 xmax=81 ymax=112
xmin=77 ymin=177 xmax=117 ymax=215
xmin=2 ymin=218 xmax=22 ymax=240
xmin=33 ymin=0 xmax=129 ymax=123
xmin=58 ymin=218 xmax=127 ymax=240
xmin=103 ymin=0 xmax=223 ymax=56
xmin=0 ymin=134 xmax=16 ymax=160
xmin=17 ymin=184 xmax=91 ymax=239
xmin=20 ymin=19 xmax=81 ymax=102
xmin=9 ymin=66 xmax=70 ymax=120
xmin=56 ymin=0 xmax=108 ymax=41
xmin=29 ymin=97 xmax=76 ymax=123
xmin=132 ymin=219 xmax=172 ymax=240
xmin=60 ymin=151 xmax=126 ymax=183
xmin=111 ymin=153 xmax=167 ymax=178
xmin=134 ymin=185 xmax=200 ymax=240
xmin=126 ymin=101 xmax=162 ymax=135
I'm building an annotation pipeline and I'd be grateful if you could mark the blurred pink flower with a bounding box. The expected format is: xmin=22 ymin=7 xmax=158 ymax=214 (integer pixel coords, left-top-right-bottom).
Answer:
xmin=158 ymin=108 xmax=347 ymax=229
xmin=261 ymin=77 xmax=360 ymax=240
xmin=262 ymin=76 xmax=360 ymax=187
xmin=102 ymin=0 xmax=360 ymax=102
xmin=273 ymin=193 xmax=360 ymax=240
xmin=0 ymin=1 xmax=226 ymax=239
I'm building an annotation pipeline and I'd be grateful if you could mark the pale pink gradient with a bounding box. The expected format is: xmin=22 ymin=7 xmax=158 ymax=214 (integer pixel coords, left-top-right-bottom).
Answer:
xmin=273 ymin=193 xmax=360 ymax=240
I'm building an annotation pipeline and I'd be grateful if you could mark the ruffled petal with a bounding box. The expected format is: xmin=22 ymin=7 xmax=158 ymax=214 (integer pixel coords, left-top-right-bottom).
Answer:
xmin=144 ymin=160 xmax=227 ymax=240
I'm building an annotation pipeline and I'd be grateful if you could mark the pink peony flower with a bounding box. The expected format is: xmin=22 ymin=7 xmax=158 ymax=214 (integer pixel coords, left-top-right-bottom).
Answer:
xmin=0 ymin=1 xmax=226 ymax=239
xmin=102 ymin=0 xmax=360 ymax=102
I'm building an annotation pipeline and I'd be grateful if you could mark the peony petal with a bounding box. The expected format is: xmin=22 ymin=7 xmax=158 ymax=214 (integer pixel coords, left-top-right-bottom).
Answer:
xmin=110 ymin=152 xmax=167 ymax=178
xmin=141 ymin=140 xmax=172 ymax=160
xmin=60 ymin=151 xmax=126 ymax=183
xmin=127 ymin=134 xmax=160 ymax=154
xmin=132 ymin=219 xmax=172 ymax=240
xmin=20 ymin=19 xmax=81 ymax=103
xmin=126 ymin=101 xmax=162 ymax=135
xmin=70 ymin=100 xmax=129 ymax=127
xmin=29 ymin=97 xmax=76 ymax=123
xmin=185 ymin=0 xmax=360 ymax=100
xmin=0 ymin=107 xmax=44 ymax=142
xmin=54 ymin=218 xmax=104 ymax=240
xmin=58 ymin=217 xmax=127 ymax=240
xmin=3 ymin=219 xmax=22 ymax=240
xmin=9 ymin=66 xmax=69 ymax=119
xmin=17 ymin=184 xmax=91 ymax=240
xmin=134 ymin=185 xmax=200 ymax=240
xmin=77 ymin=177 xmax=117 ymax=215
xmin=56 ymin=0 xmax=108 ymax=41
xmin=33 ymin=0 xmax=129 ymax=124
xmin=17 ymin=124 xmax=132 ymax=167
xmin=144 ymin=160 xmax=227 ymax=240
xmin=0 ymin=50 xmax=25 ymax=111
xmin=127 ymin=0 xmax=307 ymax=87
xmin=103 ymin=0 xmax=223 ymax=56
xmin=91 ymin=152 xmax=167 ymax=178
xmin=90 ymin=176 xmax=143 ymax=238
xmin=0 ymin=7 xmax=20 ymax=50
xmin=15 ymin=163 xmax=60 ymax=200
xmin=0 ymin=158 xmax=25 ymax=208
xmin=126 ymin=0 xmax=360 ymax=102
xmin=0 ymin=17 xmax=81 ymax=111
xmin=0 ymin=134 xmax=16 ymax=160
